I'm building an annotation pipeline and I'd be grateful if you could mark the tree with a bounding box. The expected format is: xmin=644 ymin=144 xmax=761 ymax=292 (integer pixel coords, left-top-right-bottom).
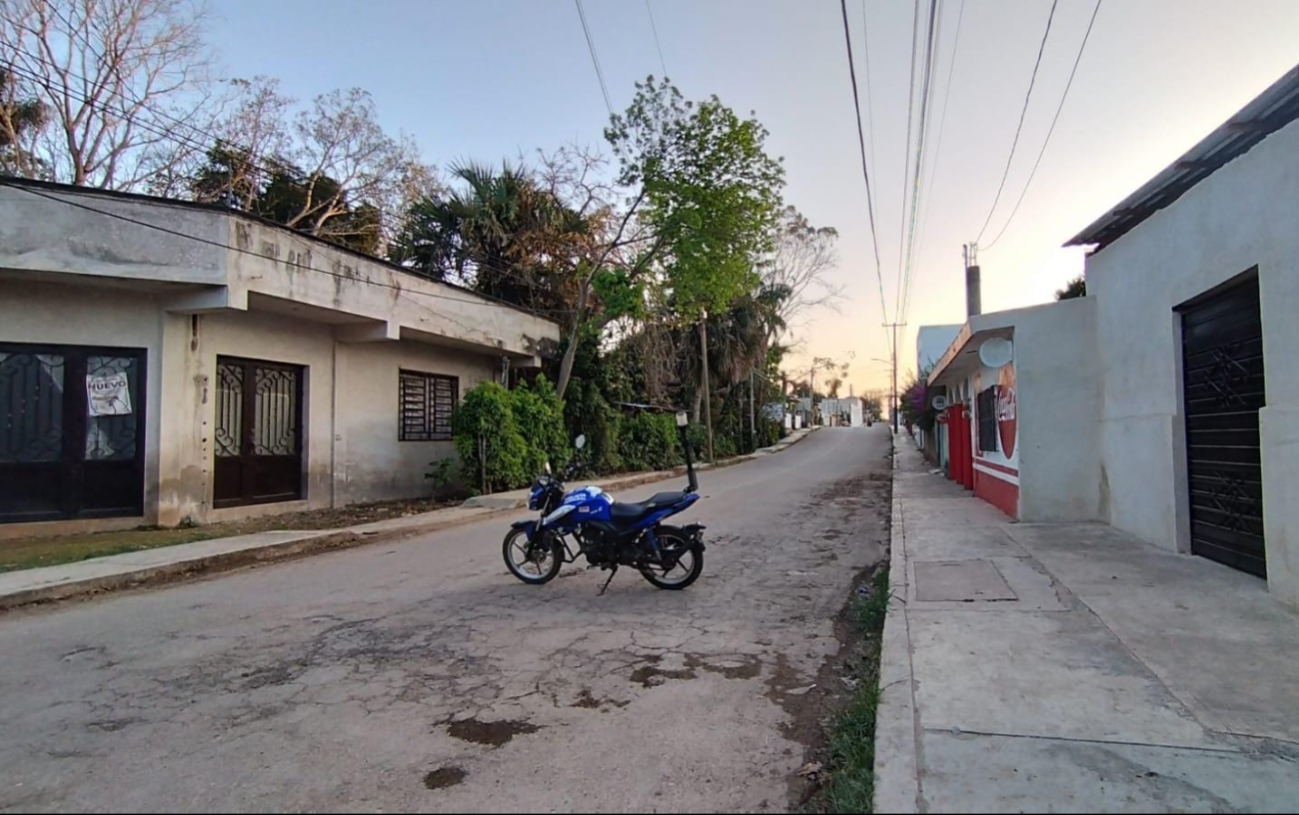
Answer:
xmin=761 ymin=206 xmax=843 ymax=333
xmin=389 ymin=161 xmax=593 ymax=314
xmin=0 ymin=68 xmax=46 ymax=176
xmin=554 ymin=77 xmax=786 ymax=399
xmin=1 ymin=0 xmax=214 ymax=190
xmin=187 ymin=78 xmax=434 ymax=253
xmin=1056 ymin=274 xmax=1086 ymax=300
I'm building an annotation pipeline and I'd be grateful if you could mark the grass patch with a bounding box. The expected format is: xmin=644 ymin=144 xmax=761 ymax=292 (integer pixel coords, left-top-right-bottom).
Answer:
xmin=819 ymin=567 xmax=891 ymax=814
xmin=0 ymin=495 xmax=460 ymax=574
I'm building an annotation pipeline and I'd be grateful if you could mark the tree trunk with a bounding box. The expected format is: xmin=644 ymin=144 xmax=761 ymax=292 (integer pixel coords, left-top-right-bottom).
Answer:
xmin=555 ymin=278 xmax=593 ymax=400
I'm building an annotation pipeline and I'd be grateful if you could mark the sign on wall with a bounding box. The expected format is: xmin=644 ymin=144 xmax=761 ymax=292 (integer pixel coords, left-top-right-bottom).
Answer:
xmin=997 ymin=364 xmax=1017 ymax=457
xmin=87 ymin=372 xmax=132 ymax=417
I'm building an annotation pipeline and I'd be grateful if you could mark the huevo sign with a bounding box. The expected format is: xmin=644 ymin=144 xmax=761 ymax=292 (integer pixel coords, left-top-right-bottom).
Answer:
xmin=87 ymin=372 xmax=132 ymax=417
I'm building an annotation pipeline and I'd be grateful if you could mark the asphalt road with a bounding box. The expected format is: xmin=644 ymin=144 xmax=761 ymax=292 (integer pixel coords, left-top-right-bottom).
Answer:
xmin=0 ymin=426 xmax=891 ymax=813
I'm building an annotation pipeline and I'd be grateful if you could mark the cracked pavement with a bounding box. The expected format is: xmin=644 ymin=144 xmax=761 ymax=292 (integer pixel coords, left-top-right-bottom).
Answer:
xmin=0 ymin=426 xmax=891 ymax=813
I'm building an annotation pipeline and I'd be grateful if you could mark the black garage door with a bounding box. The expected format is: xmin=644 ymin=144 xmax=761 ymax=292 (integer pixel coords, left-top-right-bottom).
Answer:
xmin=1179 ymin=274 xmax=1266 ymax=577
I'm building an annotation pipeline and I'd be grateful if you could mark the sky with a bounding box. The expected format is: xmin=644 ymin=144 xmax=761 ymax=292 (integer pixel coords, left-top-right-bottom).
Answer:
xmin=204 ymin=0 xmax=1299 ymax=396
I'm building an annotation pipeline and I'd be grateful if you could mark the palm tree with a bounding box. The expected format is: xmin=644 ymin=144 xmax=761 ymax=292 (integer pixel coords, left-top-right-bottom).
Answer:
xmin=389 ymin=162 xmax=592 ymax=313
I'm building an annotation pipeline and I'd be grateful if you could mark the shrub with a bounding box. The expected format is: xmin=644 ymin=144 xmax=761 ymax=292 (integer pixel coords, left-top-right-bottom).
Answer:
xmin=511 ymin=376 xmax=570 ymax=478
xmin=619 ymin=412 xmax=681 ymax=472
xmin=452 ymin=381 xmax=529 ymax=493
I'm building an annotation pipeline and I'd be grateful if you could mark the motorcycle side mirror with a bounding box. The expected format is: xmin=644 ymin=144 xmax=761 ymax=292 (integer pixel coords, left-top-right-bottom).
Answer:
xmin=574 ymin=434 xmax=587 ymax=450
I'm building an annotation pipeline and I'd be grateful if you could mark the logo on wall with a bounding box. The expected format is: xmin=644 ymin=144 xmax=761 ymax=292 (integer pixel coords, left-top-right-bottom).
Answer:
xmin=997 ymin=364 xmax=1017 ymax=457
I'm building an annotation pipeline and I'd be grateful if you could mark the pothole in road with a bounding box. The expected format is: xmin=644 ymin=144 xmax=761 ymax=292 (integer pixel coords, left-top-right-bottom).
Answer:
xmin=572 ymin=688 xmax=630 ymax=710
xmin=629 ymin=654 xmax=762 ymax=687
xmin=446 ymin=717 xmax=541 ymax=747
xmin=423 ymin=766 xmax=466 ymax=790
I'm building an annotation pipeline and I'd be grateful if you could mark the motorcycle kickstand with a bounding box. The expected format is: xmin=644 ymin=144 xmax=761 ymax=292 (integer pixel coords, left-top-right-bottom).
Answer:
xmin=598 ymin=565 xmax=619 ymax=596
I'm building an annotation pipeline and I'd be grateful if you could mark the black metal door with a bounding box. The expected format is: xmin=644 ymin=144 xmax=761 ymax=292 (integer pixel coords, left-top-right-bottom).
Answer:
xmin=213 ymin=357 xmax=303 ymax=508
xmin=1180 ymin=274 xmax=1266 ymax=577
xmin=0 ymin=344 xmax=146 ymax=523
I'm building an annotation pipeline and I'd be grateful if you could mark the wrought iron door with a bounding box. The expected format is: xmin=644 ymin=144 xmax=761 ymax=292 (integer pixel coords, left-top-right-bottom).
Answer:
xmin=0 ymin=344 xmax=146 ymax=523
xmin=1180 ymin=274 xmax=1266 ymax=577
xmin=213 ymin=357 xmax=304 ymax=508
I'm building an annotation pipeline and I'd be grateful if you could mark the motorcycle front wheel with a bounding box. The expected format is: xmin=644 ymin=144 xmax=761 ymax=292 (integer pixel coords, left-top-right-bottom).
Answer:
xmin=503 ymin=528 xmax=563 ymax=584
xmin=639 ymin=527 xmax=704 ymax=590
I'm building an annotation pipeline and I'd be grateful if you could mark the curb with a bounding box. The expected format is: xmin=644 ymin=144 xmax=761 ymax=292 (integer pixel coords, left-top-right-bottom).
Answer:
xmin=0 ymin=507 xmax=515 ymax=613
xmin=872 ymin=433 xmax=923 ymax=814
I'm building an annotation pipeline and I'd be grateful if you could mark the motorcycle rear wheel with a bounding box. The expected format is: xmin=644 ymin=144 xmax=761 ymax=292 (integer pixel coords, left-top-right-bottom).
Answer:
xmin=639 ymin=528 xmax=704 ymax=590
xmin=503 ymin=528 xmax=562 ymax=584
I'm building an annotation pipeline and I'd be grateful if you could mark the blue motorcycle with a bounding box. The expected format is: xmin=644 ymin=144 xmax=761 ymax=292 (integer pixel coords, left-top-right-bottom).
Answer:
xmin=503 ymin=411 xmax=706 ymax=593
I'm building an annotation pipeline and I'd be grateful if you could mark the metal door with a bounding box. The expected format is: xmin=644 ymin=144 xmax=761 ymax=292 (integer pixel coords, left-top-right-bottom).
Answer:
xmin=213 ymin=357 xmax=304 ymax=508
xmin=1180 ymin=274 xmax=1266 ymax=577
xmin=0 ymin=344 xmax=146 ymax=523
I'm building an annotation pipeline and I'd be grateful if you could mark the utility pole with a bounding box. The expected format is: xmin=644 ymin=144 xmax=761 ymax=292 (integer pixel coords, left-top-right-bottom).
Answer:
xmin=699 ymin=311 xmax=715 ymax=462
xmin=883 ymin=321 xmax=907 ymax=433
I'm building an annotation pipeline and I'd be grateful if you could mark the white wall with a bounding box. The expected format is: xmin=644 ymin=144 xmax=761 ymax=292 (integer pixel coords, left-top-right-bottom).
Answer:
xmin=0 ymin=278 xmax=164 ymax=530
xmin=1086 ymin=117 xmax=1299 ymax=605
xmin=334 ymin=340 xmax=498 ymax=504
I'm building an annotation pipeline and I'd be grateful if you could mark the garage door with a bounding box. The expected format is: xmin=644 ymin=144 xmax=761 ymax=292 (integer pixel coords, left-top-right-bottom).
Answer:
xmin=1179 ymin=274 xmax=1266 ymax=577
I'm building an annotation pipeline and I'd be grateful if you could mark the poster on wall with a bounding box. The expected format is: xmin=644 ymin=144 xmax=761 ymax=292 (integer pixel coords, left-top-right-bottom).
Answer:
xmin=997 ymin=364 xmax=1017 ymax=457
xmin=87 ymin=372 xmax=133 ymax=417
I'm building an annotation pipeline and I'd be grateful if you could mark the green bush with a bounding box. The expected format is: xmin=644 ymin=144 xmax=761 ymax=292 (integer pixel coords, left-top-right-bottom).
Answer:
xmin=619 ymin=413 xmax=681 ymax=472
xmin=511 ymin=376 xmax=570 ymax=478
xmin=452 ymin=381 xmax=529 ymax=493
xmin=453 ymin=377 xmax=572 ymax=494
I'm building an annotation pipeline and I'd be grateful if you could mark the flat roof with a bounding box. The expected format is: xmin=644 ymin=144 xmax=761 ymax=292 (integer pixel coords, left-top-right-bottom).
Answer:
xmin=1066 ymin=64 xmax=1299 ymax=252
xmin=0 ymin=175 xmax=557 ymax=323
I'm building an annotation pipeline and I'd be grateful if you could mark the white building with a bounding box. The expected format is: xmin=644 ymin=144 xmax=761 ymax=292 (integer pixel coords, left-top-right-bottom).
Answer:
xmin=0 ymin=180 xmax=560 ymax=538
xmin=928 ymin=65 xmax=1299 ymax=607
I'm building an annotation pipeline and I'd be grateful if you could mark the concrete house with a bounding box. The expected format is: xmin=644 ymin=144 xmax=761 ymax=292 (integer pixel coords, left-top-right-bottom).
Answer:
xmin=0 ymin=179 xmax=561 ymax=538
xmin=925 ymin=65 xmax=1299 ymax=606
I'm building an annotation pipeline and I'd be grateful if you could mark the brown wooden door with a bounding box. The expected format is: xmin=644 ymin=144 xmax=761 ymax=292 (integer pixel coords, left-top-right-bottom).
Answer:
xmin=213 ymin=357 xmax=304 ymax=508
xmin=1180 ymin=274 xmax=1266 ymax=577
xmin=0 ymin=344 xmax=146 ymax=523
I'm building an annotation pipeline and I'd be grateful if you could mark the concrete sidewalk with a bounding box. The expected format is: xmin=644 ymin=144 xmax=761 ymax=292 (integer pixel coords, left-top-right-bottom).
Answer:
xmin=876 ymin=442 xmax=1299 ymax=813
xmin=0 ymin=428 xmax=818 ymax=610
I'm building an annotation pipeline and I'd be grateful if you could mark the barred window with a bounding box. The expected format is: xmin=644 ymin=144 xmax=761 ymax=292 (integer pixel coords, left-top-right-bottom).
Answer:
xmin=977 ymin=386 xmax=998 ymax=453
xmin=399 ymin=370 xmax=457 ymax=441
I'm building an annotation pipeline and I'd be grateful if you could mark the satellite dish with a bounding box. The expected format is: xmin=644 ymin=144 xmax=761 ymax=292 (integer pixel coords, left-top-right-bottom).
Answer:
xmin=978 ymin=337 xmax=1014 ymax=369
xmin=931 ymin=394 xmax=948 ymax=411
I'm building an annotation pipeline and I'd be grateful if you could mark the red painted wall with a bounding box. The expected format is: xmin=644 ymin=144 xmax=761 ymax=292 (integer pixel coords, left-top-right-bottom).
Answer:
xmin=974 ymin=467 xmax=1019 ymax=518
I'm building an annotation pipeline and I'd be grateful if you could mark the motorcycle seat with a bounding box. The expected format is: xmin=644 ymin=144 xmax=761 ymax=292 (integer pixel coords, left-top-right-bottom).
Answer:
xmin=609 ymin=491 xmax=688 ymax=523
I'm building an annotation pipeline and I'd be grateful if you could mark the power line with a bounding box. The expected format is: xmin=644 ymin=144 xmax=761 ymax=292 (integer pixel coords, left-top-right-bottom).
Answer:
xmin=895 ymin=0 xmax=922 ymax=325
xmin=908 ymin=0 xmax=966 ymax=314
xmin=1 ymin=180 xmax=575 ymax=320
xmin=837 ymin=0 xmax=889 ymax=328
xmin=3 ymin=60 xmax=587 ymax=302
xmin=984 ymin=0 xmax=1103 ymax=250
xmin=644 ymin=0 xmax=669 ymax=78
xmin=974 ymin=0 xmax=1060 ymax=243
xmin=859 ymin=0 xmax=877 ymax=218
xmin=574 ymin=0 xmax=614 ymax=116
xmin=898 ymin=0 xmax=943 ymax=325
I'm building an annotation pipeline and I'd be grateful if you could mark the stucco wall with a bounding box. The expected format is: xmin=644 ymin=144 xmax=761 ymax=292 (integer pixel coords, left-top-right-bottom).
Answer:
xmin=1085 ymin=116 xmax=1299 ymax=604
xmin=0 ymin=278 xmax=164 ymax=530
xmin=334 ymin=340 xmax=498 ymax=504
xmin=1013 ymin=297 xmax=1104 ymax=523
